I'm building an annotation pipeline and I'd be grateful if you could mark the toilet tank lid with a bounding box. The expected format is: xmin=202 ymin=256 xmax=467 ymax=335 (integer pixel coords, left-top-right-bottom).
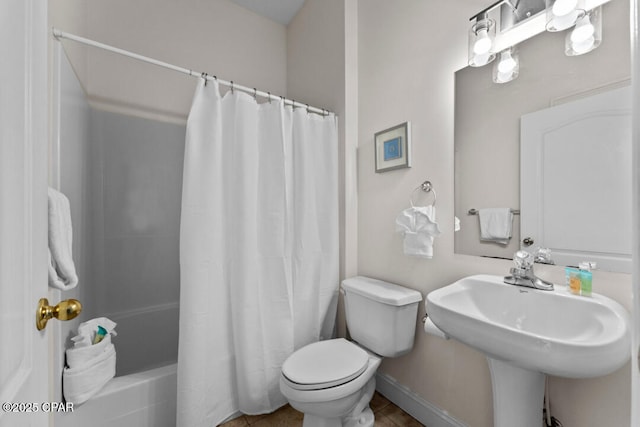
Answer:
xmin=342 ymin=276 xmax=422 ymax=306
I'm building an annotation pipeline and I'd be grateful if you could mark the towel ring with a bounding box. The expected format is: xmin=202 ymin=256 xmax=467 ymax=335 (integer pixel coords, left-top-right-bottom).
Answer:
xmin=410 ymin=180 xmax=436 ymax=207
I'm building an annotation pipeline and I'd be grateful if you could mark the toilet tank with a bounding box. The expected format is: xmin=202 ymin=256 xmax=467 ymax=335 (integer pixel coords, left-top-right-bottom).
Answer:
xmin=342 ymin=276 xmax=422 ymax=357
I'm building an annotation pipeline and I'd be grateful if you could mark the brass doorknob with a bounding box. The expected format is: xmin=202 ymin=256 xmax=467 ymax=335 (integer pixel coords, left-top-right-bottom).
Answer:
xmin=36 ymin=298 xmax=82 ymax=331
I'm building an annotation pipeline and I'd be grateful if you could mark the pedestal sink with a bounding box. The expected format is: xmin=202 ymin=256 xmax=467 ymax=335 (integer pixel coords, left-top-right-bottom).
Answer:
xmin=425 ymin=274 xmax=630 ymax=427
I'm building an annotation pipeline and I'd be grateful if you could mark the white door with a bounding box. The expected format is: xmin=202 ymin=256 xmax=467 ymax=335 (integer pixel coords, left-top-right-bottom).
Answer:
xmin=0 ymin=1 xmax=49 ymax=426
xmin=520 ymin=86 xmax=632 ymax=272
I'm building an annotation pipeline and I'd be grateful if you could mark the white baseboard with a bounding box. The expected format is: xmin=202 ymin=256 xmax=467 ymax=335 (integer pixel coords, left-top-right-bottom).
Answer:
xmin=375 ymin=373 xmax=467 ymax=427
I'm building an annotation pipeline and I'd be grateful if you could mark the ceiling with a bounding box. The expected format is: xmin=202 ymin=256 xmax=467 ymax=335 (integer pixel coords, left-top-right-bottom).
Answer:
xmin=228 ymin=0 xmax=306 ymax=25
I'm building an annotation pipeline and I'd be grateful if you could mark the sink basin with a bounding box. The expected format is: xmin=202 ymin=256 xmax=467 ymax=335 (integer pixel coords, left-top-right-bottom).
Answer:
xmin=426 ymin=274 xmax=630 ymax=377
xmin=426 ymin=274 xmax=630 ymax=427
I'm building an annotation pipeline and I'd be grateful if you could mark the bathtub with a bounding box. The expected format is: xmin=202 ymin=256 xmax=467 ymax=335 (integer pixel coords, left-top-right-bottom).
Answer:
xmin=58 ymin=303 xmax=179 ymax=427
xmin=62 ymin=364 xmax=177 ymax=427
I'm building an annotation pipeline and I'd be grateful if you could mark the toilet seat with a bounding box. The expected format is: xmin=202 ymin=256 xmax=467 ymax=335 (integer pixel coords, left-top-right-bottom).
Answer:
xmin=282 ymin=338 xmax=369 ymax=391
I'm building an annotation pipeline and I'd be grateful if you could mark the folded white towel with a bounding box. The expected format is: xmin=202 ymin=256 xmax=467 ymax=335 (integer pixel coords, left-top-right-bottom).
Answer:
xmin=395 ymin=206 xmax=442 ymax=258
xmin=478 ymin=208 xmax=513 ymax=245
xmin=63 ymin=318 xmax=117 ymax=405
xmin=48 ymin=188 xmax=78 ymax=290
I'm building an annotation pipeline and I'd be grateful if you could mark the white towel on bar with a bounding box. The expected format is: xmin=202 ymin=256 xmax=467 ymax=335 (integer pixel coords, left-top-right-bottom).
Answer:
xmin=48 ymin=187 xmax=78 ymax=290
xmin=478 ymin=208 xmax=513 ymax=245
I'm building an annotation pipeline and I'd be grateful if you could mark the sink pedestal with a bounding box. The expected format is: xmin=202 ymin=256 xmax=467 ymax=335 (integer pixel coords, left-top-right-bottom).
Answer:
xmin=487 ymin=358 xmax=545 ymax=427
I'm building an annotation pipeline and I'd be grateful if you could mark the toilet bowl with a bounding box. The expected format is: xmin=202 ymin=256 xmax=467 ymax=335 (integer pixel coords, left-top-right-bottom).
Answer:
xmin=279 ymin=277 xmax=422 ymax=427
xmin=280 ymin=339 xmax=381 ymax=427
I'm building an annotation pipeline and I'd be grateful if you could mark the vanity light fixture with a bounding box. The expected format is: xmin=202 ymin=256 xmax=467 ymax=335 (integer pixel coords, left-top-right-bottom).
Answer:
xmin=468 ymin=12 xmax=496 ymax=67
xmin=493 ymin=47 xmax=520 ymax=83
xmin=469 ymin=0 xmax=606 ymax=83
xmin=545 ymin=0 xmax=586 ymax=31
xmin=565 ymin=6 xmax=602 ymax=55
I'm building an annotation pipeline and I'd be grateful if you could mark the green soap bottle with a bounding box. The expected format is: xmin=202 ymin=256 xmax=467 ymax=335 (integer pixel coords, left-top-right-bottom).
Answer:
xmin=579 ymin=262 xmax=593 ymax=297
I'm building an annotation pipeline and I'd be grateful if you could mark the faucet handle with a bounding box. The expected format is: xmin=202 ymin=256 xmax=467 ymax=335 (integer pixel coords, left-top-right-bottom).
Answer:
xmin=533 ymin=247 xmax=554 ymax=265
xmin=513 ymin=250 xmax=534 ymax=269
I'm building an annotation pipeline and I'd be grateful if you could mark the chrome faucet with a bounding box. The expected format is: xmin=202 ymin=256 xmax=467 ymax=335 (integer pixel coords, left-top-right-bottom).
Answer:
xmin=504 ymin=250 xmax=554 ymax=291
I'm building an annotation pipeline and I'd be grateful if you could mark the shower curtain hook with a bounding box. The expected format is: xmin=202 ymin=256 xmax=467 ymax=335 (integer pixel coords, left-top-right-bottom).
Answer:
xmin=230 ymin=81 xmax=234 ymax=94
xmin=306 ymin=104 xmax=310 ymax=115
xmin=253 ymin=88 xmax=257 ymax=100
xmin=201 ymin=72 xmax=208 ymax=86
xmin=267 ymin=92 xmax=272 ymax=103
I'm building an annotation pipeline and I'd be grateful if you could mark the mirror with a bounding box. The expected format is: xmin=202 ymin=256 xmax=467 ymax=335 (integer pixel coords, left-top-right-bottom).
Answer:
xmin=454 ymin=0 xmax=630 ymax=272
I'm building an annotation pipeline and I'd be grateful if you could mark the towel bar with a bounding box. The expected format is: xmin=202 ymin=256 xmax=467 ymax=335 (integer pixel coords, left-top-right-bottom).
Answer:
xmin=468 ymin=208 xmax=520 ymax=215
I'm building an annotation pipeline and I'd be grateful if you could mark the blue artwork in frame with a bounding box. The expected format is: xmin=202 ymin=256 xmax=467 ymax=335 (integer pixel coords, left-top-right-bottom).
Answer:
xmin=383 ymin=137 xmax=402 ymax=161
xmin=374 ymin=121 xmax=411 ymax=173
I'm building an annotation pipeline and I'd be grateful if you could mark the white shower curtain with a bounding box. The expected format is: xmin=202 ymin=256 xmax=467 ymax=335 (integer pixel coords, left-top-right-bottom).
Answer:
xmin=177 ymin=79 xmax=339 ymax=427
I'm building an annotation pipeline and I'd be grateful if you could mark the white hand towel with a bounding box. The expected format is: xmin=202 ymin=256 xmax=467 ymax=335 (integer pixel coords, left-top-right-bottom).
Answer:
xmin=395 ymin=206 xmax=442 ymax=258
xmin=48 ymin=188 xmax=78 ymax=290
xmin=478 ymin=208 xmax=513 ymax=245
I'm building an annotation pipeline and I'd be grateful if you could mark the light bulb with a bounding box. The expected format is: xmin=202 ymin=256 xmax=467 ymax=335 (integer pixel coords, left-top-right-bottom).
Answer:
xmin=493 ymin=48 xmax=518 ymax=83
xmin=552 ymin=0 xmax=578 ymax=16
xmin=571 ymin=36 xmax=595 ymax=53
xmin=472 ymin=52 xmax=492 ymax=66
xmin=495 ymin=71 xmax=513 ymax=83
xmin=497 ymin=51 xmax=517 ymax=74
xmin=571 ymin=15 xmax=594 ymax=43
xmin=564 ymin=6 xmax=601 ymax=56
xmin=473 ymin=28 xmax=492 ymax=55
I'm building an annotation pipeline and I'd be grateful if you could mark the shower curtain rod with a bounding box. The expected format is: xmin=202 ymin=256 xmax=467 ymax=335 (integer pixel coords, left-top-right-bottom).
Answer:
xmin=52 ymin=28 xmax=332 ymax=116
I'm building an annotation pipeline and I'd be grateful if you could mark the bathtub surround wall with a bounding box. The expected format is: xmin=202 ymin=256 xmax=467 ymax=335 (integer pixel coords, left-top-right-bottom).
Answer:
xmin=52 ymin=47 xmax=185 ymax=427
xmin=90 ymin=108 xmax=185 ymax=375
xmin=51 ymin=45 xmax=185 ymax=388
xmin=358 ymin=1 xmax=632 ymax=426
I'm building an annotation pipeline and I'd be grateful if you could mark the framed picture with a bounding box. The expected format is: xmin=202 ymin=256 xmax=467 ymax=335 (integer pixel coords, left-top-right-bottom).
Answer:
xmin=374 ymin=122 xmax=411 ymax=173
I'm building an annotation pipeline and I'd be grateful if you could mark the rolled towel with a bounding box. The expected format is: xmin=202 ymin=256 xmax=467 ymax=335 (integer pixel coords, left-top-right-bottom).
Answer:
xmin=63 ymin=318 xmax=117 ymax=405
xmin=63 ymin=342 xmax=116 ymax=405
xmin=48 ymin=188 xmax=78 ymax=290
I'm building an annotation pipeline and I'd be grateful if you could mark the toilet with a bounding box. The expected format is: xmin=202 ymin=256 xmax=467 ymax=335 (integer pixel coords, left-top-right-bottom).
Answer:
xmin=279 ymin=276 xmax=422 ymax=427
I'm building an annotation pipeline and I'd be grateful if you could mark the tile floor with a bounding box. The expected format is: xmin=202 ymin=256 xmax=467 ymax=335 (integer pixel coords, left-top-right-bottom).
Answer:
xmin=218 ymin=392 xmax=425 ymax=427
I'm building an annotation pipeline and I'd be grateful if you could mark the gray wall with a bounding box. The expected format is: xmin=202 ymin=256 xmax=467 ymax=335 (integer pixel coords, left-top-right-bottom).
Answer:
xmin=90 ymin=110 xmax=184 ymax=316
xmin=54 ymin=47 xmax=185 ymax=381
xmin=90 ymin=109 xmax=184 ymax=374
